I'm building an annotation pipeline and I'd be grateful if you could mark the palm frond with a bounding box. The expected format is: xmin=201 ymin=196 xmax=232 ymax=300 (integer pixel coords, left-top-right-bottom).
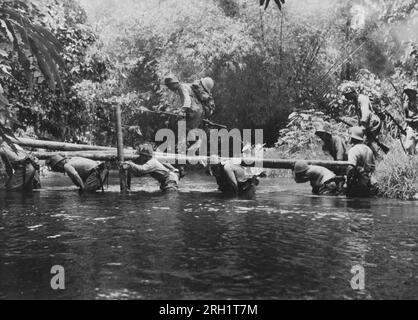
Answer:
xmin=4 ymin=19 xmax=34 ymax=91
xmin=29 ymin=37 xmax=56 ymax=90
xmin=0 ymin=6 xmax=65 ymax=92
xmin=259 ymin=0 xmax=285 ymax=10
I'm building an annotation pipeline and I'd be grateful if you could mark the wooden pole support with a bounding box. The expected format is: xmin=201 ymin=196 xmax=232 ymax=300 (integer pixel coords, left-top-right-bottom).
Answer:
xmin=115 ymin=104 xmax=128 ymax=193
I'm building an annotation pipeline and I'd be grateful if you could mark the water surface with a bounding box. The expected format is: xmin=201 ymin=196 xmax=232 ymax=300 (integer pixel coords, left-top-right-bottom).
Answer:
xmin=1 ymin=172 xmax=418 ymax=299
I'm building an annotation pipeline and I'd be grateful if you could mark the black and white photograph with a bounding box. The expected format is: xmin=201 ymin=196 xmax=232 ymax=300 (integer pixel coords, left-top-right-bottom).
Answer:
xmin=1 ymin=0 xmax=418 ymax=304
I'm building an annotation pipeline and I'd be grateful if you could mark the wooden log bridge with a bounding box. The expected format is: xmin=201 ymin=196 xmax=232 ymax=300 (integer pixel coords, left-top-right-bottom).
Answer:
xmin=10 ymin=137 xmax=349 ymax=173
xmin=32 ymin=150 xmax=349 ymax=173
xmin=9 ymin=136 xmax=115 ymax=152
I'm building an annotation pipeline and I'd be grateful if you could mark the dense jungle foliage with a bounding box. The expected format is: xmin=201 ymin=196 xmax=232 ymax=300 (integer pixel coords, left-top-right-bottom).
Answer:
xmin=1 ymin=0 xmax=418 ymax=150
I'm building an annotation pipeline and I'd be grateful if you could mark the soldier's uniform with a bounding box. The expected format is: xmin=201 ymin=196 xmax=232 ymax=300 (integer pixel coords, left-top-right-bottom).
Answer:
xmin=339 ymin=82 xmax=382 ymax=152
xmin=177 ymin=83 xmax=204 ymax=131
xmin=165 ymin=76 xmax=215 ymax=132
xmin=124 ymin=144 xmax=180 ymax=192
xmin=48 ymin=155 xmax=108 ymax=192
xmin=357 ymin=93 xmax=382 ymax=140
xmin=346 ymin=127 xmax=377 ymax=198
xmin=209 ymin=157 xmax=259 ymax=197
xmin=165 ymin=76 xmax=215 ymax=158
xmin=315 ymin=125 xmax=348 ymax=161
xmin=403 ymin=82 xmax=418 ymax=154
xmin=129 ymin=158 xmax=180 ymax=192
xmin=294 ymin=161 xmax=342 ymax=195
xmin=0 ymin=142 xmax=38 ymax=192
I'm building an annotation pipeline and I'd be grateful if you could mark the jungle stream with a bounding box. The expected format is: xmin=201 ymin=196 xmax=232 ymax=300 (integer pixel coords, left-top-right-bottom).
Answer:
xmin=1 ymin=171 xmax=418 ymax=300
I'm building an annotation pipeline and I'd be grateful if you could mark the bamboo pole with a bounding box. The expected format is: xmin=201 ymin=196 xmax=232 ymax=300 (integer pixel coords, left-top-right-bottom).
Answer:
xmin=32 ymin=150 xmax=349 ymax=173
xmin=115 ymin=104 xmax=127 ymax=192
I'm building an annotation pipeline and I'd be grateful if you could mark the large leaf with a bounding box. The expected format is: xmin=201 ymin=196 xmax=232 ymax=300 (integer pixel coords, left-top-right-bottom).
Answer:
xmin=0 ymin=123 xmax=17 ymax=151
xmin=259 ymin=0 xmax=285 ymax=10
xmin=4 ymin=19 xmax=33 ymax=91
xmin=0 ymin=82 xmax=7 ymax=106
xmin=29 ymin=37 xmax=56 ymax=90
xmin=0 ymin=6 xmax=65 ymax=93
xmin=0 ymin=93 xmax=8 ymax=106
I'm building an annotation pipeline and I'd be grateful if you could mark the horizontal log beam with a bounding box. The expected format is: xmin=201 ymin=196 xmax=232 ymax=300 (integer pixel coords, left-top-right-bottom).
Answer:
xmin=32 ymin=150 xmax=349 ymax=172
xmin=9 ymin=137 xmax=117 ymax=152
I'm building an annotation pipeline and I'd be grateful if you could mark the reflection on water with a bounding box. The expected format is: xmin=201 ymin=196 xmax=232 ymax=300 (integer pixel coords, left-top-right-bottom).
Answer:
xmin=1 ymin=171 xmax=418 ymax=299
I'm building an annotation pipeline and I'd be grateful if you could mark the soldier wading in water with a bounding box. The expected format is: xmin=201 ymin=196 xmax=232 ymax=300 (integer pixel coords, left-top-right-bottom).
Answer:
xmin=0 ymin=140 xmax=41 ymax=192
xmin=293 ymin=161 xmax=343 ymax=195
xmin=47 ymin=155 xmax=109 ymax=194
xmin=121 ymin=144 xmax=181 ymax=192
xmin=207 ymin=155 xmax=260 ymax=197
xmin=346 ymin=126 xmax=378 ymax=198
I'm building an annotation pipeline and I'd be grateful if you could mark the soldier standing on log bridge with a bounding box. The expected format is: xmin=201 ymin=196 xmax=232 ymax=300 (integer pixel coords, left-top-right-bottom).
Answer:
xmin=339 ymin=81 xmax=383 ymax=155
xmin=164 ymin=75 xmax=216 ymax=149
xmin=164 ymin=75 xmax=215 ymax=131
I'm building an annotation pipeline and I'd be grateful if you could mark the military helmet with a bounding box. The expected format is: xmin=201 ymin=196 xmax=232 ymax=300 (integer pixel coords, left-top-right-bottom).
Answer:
xmin=339 ymin=81 xmax=359 ymax=95
xmin=200 ymin=77 xmax=214 ymax=93
xmin=164 ymin=76 xmax=179 ymax=86
xmin=350 ymin=126 xmax=365 ymax=142
xmin=294 ymin=161 xmax=309 ymax=175
xmin=137 ymin=144 xmax=154 ymax=157
xmin=315 ymin=123 xmax=332 ymax=138
xmin=47 ymin=155 xmax=67 ymax=169
xmin=403 ymin=81 xmax=417 ymax=93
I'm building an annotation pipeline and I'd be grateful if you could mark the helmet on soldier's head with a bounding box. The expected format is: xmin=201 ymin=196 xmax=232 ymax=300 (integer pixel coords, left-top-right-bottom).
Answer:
xmin=137 ymin=144 xmax=154 ymax=157
xmin=315 ymin=123 xmax=332 ymax=138
xmin=47 ymin=155 xmax=67 ymax=170
xmin=403 ymin=81 xmax=418 ymax=93
xmin=200 ymin=77 xmax=214 ymax=93
xmin=350 ymin=126 xmax=365 ymax=142
xmin=294 ymin=161 xmax=309 ymax=175
xmin=339 ymin=81 xmax=358 ymax=95
xmin=164 ymin=76 xmax=179 ymax=86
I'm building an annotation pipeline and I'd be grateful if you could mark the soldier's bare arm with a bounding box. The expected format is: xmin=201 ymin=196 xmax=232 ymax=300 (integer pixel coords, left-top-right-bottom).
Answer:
xmin=63 ymin=163 xmax=85 ymax=191
xmin=358 ymin=95 xmax=371 ymax=126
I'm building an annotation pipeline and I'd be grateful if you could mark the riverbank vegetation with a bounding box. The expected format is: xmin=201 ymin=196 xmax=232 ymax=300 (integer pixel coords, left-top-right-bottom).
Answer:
xmin=376 ymin=142 xmax=418 ymax=200
xmin=1 ymin=0 xmax=418 ymax=199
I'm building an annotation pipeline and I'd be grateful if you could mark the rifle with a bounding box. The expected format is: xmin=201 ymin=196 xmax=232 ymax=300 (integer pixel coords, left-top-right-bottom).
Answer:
xmin=384 ymin=111 xmax=406 ymax=135
xmin=384 ymin=110 xmax=407 ymax=154
xmin=202 ymin=119 xmax=228 ymax=129
xmin=136 ymin=106 xmax=228 ymax=129
xmin=137 ymin=107 xmax=183 ymax=118
xmin=335 ymin=117 xmax=354 ymax=128
xmin=335 ymin=117 xmax=390 ymax=154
